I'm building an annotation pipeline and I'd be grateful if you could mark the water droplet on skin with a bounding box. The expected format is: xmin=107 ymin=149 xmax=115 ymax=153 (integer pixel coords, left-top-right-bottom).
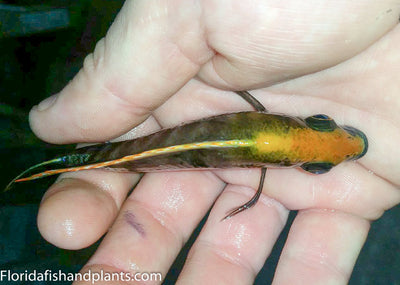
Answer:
xmin=232 ymin=224 xmax=250 ymax=250
xmin=62 ymin=219 xmax=74 ymax=237
xmin=155 ymin=211 xmax=166 ymax=226
xmin=162 ymin=182 xmax=185 ymax=212
xmin=129 ymin=261 xmax=140 ymax=270
xmin=319 ymin=252 xmax=328 ymax=264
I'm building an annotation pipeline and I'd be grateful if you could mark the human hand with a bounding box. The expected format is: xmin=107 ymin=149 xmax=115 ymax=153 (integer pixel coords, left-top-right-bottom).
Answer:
xmin=29 ymin=1 xmax=400 ymax=284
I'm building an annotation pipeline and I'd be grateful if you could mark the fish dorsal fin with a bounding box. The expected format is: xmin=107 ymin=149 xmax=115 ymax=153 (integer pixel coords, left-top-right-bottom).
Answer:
xmin=304 ymin=114 xmax=337 ymax=132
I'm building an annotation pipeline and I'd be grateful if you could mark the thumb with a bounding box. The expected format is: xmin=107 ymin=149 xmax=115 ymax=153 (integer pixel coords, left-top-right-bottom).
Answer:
xmin=30 ymin=0 xmax=213 ymax=144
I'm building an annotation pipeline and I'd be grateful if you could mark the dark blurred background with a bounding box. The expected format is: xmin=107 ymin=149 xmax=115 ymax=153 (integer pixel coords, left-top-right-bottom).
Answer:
xmin=0 ymin=1 xmax=399 ymax=284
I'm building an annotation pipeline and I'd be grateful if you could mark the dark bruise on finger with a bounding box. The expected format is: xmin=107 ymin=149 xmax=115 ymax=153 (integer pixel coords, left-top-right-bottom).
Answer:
xmin=124 ymin=211 xmax=146 ymax=237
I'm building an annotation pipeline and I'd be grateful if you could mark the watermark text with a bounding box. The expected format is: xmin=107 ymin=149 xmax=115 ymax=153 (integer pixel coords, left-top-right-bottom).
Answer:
xmin=1 ymin=269 xmax=162 ymax=283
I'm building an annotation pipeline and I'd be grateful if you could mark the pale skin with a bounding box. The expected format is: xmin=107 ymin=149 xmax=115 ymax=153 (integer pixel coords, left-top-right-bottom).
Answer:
xmin=28 ymin=1 xmax=400 ymax=284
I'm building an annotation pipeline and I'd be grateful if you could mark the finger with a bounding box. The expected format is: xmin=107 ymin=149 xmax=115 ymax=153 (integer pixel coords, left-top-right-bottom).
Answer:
xmin=37 ymin=170 xmax=138 ymax=250
xmin=216 ymin=163 xmax=400 ymax=221
xmin=198 ymin=1 xmax=400 ymax=89
xmin=30 ymin=0 xmax=214 ymax=143
xmin=177 ymin=184 xmax=288 ymax=284
xmin=265 ymin=163 xmax=400 ymax=220
xmin=78 ymin=171 xmax=225 ymax=279
xmin=273 ymin=209 xmax=369 ymax=284
xmin=150 ymin=79 xmax=262 ymax=130
xmin=37 ymin=115 xmax=161 ymax=249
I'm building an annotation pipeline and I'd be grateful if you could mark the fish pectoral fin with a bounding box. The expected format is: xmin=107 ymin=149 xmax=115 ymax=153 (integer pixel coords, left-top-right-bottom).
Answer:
xmin=300 ymin=162 xmax=334 ymax=174
xmin=304 ymin=114 xmax=337 ymax=132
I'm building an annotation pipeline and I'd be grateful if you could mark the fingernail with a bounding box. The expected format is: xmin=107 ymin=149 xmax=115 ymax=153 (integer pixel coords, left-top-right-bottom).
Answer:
xmin=37 ymin=94 xmax=58 ymax=111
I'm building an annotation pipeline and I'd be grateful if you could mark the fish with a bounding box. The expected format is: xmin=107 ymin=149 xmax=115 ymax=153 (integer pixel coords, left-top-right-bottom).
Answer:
xmin=5 ymin=91 xmax=368 ymax=219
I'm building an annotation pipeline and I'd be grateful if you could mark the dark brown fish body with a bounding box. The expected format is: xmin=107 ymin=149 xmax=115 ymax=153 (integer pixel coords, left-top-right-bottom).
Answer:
xmin=5 ymin=105 xmax=368 ymax=187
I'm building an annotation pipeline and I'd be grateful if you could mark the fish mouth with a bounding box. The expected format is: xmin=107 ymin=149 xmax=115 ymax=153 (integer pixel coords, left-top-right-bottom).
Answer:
xmin=343 ymin=126 xmax=368 ymax=159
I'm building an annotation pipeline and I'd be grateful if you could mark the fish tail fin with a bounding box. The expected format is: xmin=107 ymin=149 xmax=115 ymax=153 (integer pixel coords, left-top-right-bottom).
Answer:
xmin=4 ymin=158 xmax=64 ymax=192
